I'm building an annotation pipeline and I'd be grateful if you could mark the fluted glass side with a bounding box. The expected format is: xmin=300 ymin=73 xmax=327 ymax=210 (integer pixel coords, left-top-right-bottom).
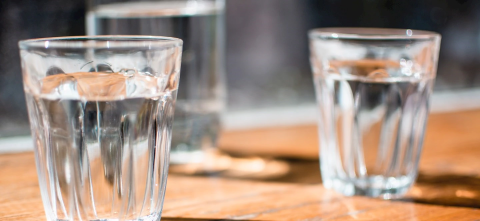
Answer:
xmin=309 ymin=28 xmax=441 ymax=199
xmin=20 ymin=36 xmax=182 ymax=220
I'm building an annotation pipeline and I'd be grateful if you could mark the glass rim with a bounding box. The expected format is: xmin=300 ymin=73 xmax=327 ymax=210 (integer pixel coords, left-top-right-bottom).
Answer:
xmin=309 ymin=27 xmax=440 ymax=40
xmin=18 ymin=35 xmax=183 ymax=49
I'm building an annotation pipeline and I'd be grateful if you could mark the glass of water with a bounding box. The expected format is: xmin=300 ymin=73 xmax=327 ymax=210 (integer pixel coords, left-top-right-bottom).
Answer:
xmin=86 ymin=0 xmax=226 ymax=164
xmin=309 ymin=28 xmax=441 ymax=199
xmin=19 ymin=36 xmax=182 ymax=220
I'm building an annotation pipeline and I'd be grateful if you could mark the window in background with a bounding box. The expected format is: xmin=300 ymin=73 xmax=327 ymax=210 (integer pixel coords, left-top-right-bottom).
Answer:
xmin=226 ymin=0 xmax=480 ymax=112
xmin=1 ymin=0 xmax=480 ymax=138
xmin=0 ymin=0 xmax=85 ymax=137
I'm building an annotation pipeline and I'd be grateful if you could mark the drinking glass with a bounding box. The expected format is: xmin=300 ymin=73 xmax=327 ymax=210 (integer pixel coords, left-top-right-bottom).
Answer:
xmin=309 ymin=28 xmax=441 ymax=199
xmin=19 ymin=36 xmax=182 ymax=220
xmin=86 ymin=0 xmax=226 ymax=164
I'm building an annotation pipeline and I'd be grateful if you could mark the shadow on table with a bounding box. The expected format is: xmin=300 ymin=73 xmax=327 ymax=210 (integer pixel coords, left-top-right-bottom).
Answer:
xmin=162 ymin=218 xmax=240 ymax=221
xmin=399 ymin=172 xmax=480 ymax=208
xmin=170 ymin=153 xmax=480 ymax=208
xmin=169 ymin=151 xmax=321 ymax=184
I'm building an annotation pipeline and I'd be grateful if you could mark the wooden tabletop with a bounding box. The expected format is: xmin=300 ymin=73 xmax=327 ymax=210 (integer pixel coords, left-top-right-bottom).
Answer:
xmin=2 ymin=109 xmax=480 ymax=220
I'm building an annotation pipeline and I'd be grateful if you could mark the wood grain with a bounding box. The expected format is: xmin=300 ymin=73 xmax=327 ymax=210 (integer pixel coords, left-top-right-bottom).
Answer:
xmin=2 ymin=109 xmax=480 ymax=220
xmin=219 ymin=109 xmax=480 ymax=166
xmin=1 ymin=154 xmax=480 ymax=220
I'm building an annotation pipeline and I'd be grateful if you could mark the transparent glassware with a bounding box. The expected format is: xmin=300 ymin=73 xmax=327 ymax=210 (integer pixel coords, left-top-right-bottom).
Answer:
xmin=19 ymin=36 xmax=182 ymax=220
xmin=309 ymin=28 xmax=441 ymax=199
xmin=86 ymin=0 xmax=226 ymax=164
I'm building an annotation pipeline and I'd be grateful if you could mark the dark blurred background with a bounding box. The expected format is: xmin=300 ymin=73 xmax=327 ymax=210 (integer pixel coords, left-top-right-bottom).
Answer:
xmin=1 ymin=0 xmax=480 ymax=137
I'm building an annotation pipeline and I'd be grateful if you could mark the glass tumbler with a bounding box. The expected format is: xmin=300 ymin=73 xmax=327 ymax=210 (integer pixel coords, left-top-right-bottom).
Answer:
xmin=19 ymin=36 xmax=182 ymax=220
xmin=309 ymin=28 xmax=441 ymax=199
xmin=86 ymin=0 xmax=226 ymax=164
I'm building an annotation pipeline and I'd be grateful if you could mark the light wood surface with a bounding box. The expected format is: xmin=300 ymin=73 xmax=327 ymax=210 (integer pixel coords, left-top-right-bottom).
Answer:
xmin=2 ymin=109 xmax=480 ymax=220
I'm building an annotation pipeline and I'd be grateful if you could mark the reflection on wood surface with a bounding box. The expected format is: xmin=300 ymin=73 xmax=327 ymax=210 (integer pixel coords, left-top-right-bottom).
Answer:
xmin=218 ymin=109 xmax=480 ymax=208
xmin=1 ymin=153 xmax=480 ymax=220
xmin=2 ymin=109 xmax=480 ymax=220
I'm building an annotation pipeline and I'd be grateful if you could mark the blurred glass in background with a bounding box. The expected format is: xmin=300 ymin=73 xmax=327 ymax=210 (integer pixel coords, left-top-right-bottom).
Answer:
xmin=87 ymin=0 xmax=226 ymax=164
xmin=1 ymin=0 xmax=480 ymax=146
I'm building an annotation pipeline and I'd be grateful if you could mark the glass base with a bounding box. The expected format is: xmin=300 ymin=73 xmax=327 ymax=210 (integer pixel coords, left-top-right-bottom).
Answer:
xmin=54 ymin=212 xmax=160 ymax=221
xmin=324 ymin=175 xmax=414 ymax=199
